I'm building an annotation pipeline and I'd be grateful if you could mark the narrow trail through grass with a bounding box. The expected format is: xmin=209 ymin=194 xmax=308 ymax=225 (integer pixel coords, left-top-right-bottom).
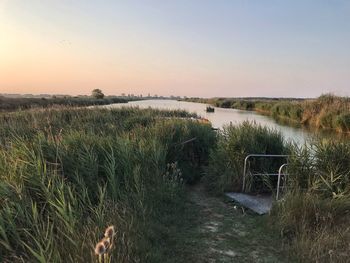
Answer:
xmin=165 ymin=184 xmax=290 ymax=263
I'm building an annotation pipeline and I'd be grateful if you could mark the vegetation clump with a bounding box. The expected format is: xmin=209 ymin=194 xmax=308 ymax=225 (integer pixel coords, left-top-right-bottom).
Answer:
xmin=183 ymin=94 xmax=350 ymax=133
xmin=204 ymin=121 xmax=287 ymax=194
xmin=271 ymin=139 xmax=350 ymax=262
xmin=0 ymin=107 xmax=215 ymax=262
xmin=203 ymin=121 xmax=350 ymax=262
xmin=1 ymin=103 xmax=348 ymax=262
xmin=91 ymin=89 xmax=105 ymax=99
xmin=0 ymin=95 xmax=128 ymax=112
xmin=94 ymin=225 xmax=116 ymax=262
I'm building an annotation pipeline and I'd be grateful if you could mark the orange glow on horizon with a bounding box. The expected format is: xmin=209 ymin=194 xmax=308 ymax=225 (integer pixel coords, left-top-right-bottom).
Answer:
xmin=1 ymin=1 xmax=349 ymax=97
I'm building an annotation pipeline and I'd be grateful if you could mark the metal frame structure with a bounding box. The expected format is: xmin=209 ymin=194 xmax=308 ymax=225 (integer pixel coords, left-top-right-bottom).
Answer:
xmin=242 ymin=154 xmax=289 ymax=194
xmin=276 ymin=163 xmax=288 ymax=200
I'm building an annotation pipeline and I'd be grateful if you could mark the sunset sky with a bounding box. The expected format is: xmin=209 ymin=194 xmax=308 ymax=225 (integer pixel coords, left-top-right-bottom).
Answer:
xmin=0 ymin=0 xmax=349 ymax=97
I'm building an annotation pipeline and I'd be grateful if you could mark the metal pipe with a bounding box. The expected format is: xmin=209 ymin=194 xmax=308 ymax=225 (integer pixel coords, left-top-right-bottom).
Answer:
xmin=242 ymin=154 xmax=289 ymax=192
xmin=172 ymin=137 xmax=197 ymax=147
xmin=276 ymin=163 xmax=288 ymax=200
xmin=242 ymin=155 xmax=249 ymax=192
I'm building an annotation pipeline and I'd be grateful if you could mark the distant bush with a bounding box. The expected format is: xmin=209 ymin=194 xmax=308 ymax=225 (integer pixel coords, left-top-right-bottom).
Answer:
xmin=271 ymin=101 xmax=303 ymax=122
xmin=318 ymin=110 xmax=336 ymax=129
xmin=255 ymin=101 xmax=276 ymax=112
xmin=335 ymin=113 xmax=350 ymax=132
xmin=317 ymin=93 xmax=337 ymax=105
xmin=91 ymin=88 xmax=105 ymax=99
xmin=217 ymin=99 xmax=234 ymax=108
xmin=233 ymin=100 xmax=255 ymax=110
xmin=303 ymin=94 xmax=350 ymax=132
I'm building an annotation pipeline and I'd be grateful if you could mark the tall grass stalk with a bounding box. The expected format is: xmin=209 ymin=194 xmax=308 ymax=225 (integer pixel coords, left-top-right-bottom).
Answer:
xmin=0 ymin=107 xmax=215 ymax=262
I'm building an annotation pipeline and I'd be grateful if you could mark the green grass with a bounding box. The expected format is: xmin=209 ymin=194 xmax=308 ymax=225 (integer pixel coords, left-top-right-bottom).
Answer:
xmin=0 ymin=96 xmax=132 ymax=112
xmin=0 ymin=107 xmax=215 ymax=262
xmin=204 ymin=121 xmax=287 ymax=194
xmin=164 ymin=185 xmax=291 ymax=263
xmin=1 ymin=104 xmax=349 ymax=262
xmin=271 ymin=139 xmax=350 ymax=262
xmin=202 ymin=121 xmax=349 ymax=262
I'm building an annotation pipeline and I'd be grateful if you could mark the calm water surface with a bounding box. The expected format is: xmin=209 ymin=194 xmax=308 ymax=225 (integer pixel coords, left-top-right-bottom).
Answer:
xmin=107 ymin=99 xmax=339 ymax=145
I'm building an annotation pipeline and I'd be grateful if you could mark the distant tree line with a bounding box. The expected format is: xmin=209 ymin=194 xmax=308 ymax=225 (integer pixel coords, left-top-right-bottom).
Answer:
xmin=0 ymin=96 xmax=127 ymax=112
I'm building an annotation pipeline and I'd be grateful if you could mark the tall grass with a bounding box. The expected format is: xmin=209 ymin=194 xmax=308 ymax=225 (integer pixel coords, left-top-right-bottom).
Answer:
xmin=0 ymin=107 xmax=215 ymax=262
xmin=302 ymin=94 xmax=350 ymax=132
xmin=202 ymin=121 xmax=349 ymax=262
xmin=184 ymin=94 xmax=350 ymax=133
xmin=203 ymin=121 xmax=287 ymax=194
xmin=271 ymin=139 xmax=350 ymax=262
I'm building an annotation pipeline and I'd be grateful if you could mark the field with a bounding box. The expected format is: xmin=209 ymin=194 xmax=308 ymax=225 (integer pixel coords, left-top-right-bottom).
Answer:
xmin=184 ymin=94 xmax=350 ymax=133
xmin=0 ymin=96 xmax=130 ymax=112
xmin=0 ymin=107 xmax=215 ymax=262
xmin=0 ymin=106 xmax=349 ymax=262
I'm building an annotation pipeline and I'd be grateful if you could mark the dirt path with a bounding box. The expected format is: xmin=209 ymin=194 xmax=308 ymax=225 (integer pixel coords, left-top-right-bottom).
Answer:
xmin=171 ymin=184 xmax=290 ymax=263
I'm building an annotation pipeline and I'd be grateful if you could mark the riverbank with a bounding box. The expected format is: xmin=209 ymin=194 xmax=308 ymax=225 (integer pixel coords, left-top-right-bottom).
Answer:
xmin=183 ymin=94 xmax=350 ymax=133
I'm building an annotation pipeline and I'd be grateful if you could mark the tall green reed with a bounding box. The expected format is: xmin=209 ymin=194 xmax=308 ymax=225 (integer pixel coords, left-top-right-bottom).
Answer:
xmin=0 ymin=107 xmax=214 ymax=262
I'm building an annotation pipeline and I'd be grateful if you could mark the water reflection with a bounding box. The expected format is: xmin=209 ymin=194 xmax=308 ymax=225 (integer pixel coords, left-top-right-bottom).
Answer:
xmin=106 ymin=100 xmax=344 ymax=145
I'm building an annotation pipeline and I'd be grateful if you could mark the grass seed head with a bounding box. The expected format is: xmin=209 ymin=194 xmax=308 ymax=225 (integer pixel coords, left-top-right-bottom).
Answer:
xmin=95 ymin=242 xmax=106 ymax=255
xmin=102 ymin=237 xmax=111 ymax=249
xmin=104 ymin=225 xmax=115 ymax=239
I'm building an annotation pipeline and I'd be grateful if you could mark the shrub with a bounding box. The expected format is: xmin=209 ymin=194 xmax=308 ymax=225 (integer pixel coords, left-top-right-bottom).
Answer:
xmin=272 ymin=192 xmax=350 ymax=262
xmin=270 ymin=101 xmax=303 ymax=122
xmin=91 ymin=89 xmax=105 ymax=99
xmin=318 ymin=110 xmax=336 ymax=129
xmin=233 ymin=100 xmax=255 ymax=110
xmin=335 ymin=113 xmax=350 ymax=132
xmin=219 ymin=99 xmax=234 ymax=108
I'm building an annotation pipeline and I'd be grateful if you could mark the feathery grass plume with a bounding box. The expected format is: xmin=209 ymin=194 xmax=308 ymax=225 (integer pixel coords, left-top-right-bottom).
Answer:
xmin=101 ymin=237 xmax=112 ymax=263
xmin=97 ymin=227 xmax=115 ymax=263
xmin=104 ymin=225 xmax=115 ymax=239
xmin=95 ymin=241 xmax=107 ymax=263
xmin=101 ymin=237 xmax=111 ymax=250
xmin=94 ymin=241 xmax=106 ymax=255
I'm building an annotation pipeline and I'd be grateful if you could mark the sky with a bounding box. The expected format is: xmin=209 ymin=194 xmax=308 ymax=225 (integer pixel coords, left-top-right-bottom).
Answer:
xmin=0 ymin=0 xmax=349 ymax=98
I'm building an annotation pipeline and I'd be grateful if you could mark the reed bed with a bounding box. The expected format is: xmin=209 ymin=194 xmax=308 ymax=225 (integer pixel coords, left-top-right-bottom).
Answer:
xmin=184 ymin=94 xmax=350 ymax=133
xmin=0 ymin=107 xmax=215 ymax=262
xmin=271 ymin=139 xmax=350 ymax=262
xmin=203 ymin=121 xmax=350 ymax=262
xmin=203 ymin=121 xmax=287 ymax=194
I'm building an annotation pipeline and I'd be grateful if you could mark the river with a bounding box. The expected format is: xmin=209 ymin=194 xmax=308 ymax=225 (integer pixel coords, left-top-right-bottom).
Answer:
xmin=106 ymin=99 xmax=340 ymax=145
